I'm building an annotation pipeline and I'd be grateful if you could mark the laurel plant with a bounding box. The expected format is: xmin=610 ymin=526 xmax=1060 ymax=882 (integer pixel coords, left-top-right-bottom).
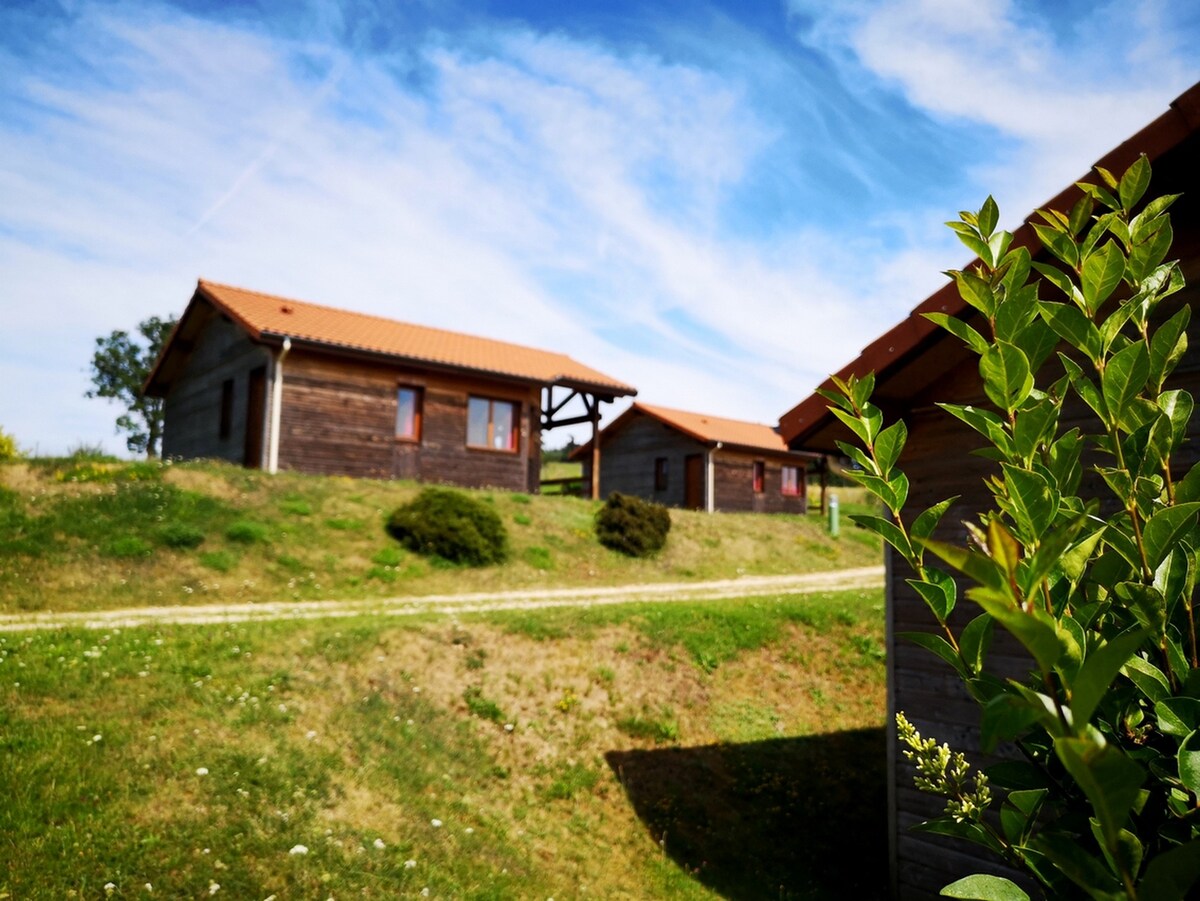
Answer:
xmin=825 ymin=156 xmax=1200 ymax=900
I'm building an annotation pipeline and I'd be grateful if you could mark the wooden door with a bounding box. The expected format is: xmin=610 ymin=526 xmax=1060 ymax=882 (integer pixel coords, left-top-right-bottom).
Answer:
xmin=684 ymin=453 xmax=704 ymax=510
xmin=243 ymin=366 xmax=266 ymax=468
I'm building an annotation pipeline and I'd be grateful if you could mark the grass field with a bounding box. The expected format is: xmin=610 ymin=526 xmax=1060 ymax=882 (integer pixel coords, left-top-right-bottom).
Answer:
xmin=0 ymin=459 xmax=878 ymax=614
xmin=0 ymin=588 xmax=887 ymax=899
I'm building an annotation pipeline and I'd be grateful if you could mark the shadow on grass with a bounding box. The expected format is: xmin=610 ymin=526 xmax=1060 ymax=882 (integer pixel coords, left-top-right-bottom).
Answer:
xmin=605 ymin=727 xmax=887 ymax=900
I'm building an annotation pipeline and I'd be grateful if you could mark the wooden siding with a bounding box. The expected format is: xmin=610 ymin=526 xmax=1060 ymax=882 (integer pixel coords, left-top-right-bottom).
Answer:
xmin=276 ymin=351 xmax=541 ymax=490
xmin=591 ymin=416 xmax=702 ymax=507
xmin=712 ymin=453 xmax=807 ymax=514
xmin=586 ymin=414 xmax=809 ymax=512
xmin=160 ymin=313 xmax=272 ymax=466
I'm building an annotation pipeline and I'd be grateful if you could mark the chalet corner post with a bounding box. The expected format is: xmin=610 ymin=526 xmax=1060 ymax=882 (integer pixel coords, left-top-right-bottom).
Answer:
xmin=267 ymin=336 xmax=291 ymax=475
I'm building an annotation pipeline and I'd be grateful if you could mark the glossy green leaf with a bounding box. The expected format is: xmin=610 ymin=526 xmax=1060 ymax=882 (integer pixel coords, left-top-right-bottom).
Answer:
xmin=1156 ymin=697 xmax=1200 ymax=737
xmin=1117 ymin=581 xmax=1167 ymax=635
xmin=1124 ymin=654 xmax=1171 ymax=702
xmin=924 ymin=312 xmax=991 ymax=354
xmin=1088 ymin=820 xmax=1142 ymax=891
xmin=1038 ymin=301 xmax=1101 ymax=363
xmin=952 ymin=270 xmax=998 ymax=317
xmin=959 ymin=613 xmax=993 ymax=677
xmin=1031 ymin=832 xmax=1123 ymax=899
xmin=908 ymin=566 xmax=957 ymax=622
xmin=1012 ymin=400 xmax=1059 ymax=462
xmin=968 ymin=589 xmax=1062 ymax=673
xmin=1001 ymin=464 xmax=1056 ymax=540
xmin=1101 ymin=341 xmax=1150 ymax=424
xmin=1080 ymin=240 xmax=1126 ymax=316
xmin=912 ymin=497 xmax=958 ymax=543
xmin=1118 ymin=154 xmax=1151 ymax=211
xmin=1149 ymin=305 xmax=1190 ymax=390
xmin=977 ymin=196 xmax=1000 ymax=236
xmin=939 ymin=874 xmax=1029 ymax=901
xmin=874 ymin=419 xmax=907 ymax=476
xmin=1138 ymin=839 xmax=1200 ymax=901
xmin=938 ymin=403 xmax=1014 ymax=456
xmin=922 ymin=539 xmax=1009 ymax=594
xmin=1070 ymin=627 xmax=1148 ymax=730
xmin=1033 ymin=222 xmax=1080 ymax=269
xmin=1179 ymin=729 xmax=1200 ymax=794
xmin=1055 ymin=736 xmax=1145 ymax=854
xmin=1129 ymin=218 xmax=1174 ymax=282
xmin=850 ymin=513 xmax=913 ymax=559
xmin=899 ymin=630 xmax=966 ymax=678
xmin=981 ymin=342 xmax=1033 ymax=413
xmin=1142 ymin=503 xmax=1200 ymax=572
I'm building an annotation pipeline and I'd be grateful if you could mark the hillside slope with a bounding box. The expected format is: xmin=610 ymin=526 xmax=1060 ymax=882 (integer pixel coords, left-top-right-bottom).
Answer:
xmin=0 ymin=459 xmax=878 ymax=613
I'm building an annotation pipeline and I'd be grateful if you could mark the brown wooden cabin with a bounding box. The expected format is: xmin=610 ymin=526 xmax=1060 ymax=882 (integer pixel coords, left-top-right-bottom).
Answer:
xmin=574 ymin=402 xmax=822 ymax=513
xmin=144 ymin=280 xmax=636 ymax=491
xmin=778 ymin=81 xmax=1200 ymax=899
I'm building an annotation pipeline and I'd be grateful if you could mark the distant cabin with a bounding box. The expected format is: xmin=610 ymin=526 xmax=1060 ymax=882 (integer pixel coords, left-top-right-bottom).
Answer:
xmin=574 ymin=402 xmax=823 ymax=513
xmin=778 ymin=81 xmax=1200 ymax=899
xmin=144 ymin=280 xmax=636 ymax=491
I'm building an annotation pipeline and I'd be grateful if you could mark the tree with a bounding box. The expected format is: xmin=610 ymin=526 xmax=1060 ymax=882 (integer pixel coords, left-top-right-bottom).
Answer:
xmin=86 ymin=315 xmax=176 ymax=458
xmin=830 ymin=157 xmax=1200 ymax=899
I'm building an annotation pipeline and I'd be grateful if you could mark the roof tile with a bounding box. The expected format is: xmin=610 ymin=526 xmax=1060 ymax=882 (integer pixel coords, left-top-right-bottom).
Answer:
xmin=196 ymin=279 xmax=635 ymax=395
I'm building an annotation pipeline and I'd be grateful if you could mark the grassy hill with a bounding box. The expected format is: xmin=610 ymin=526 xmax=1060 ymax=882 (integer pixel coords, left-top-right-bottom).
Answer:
xmin=0 ymin=457 xmax=878 ymax=614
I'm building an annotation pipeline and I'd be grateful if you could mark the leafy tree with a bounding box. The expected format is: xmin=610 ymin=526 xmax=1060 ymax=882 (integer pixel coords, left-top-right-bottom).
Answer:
xmin=86 ymin=315 xmax=176 ymax=458
xmin=829 ymin=157 xmax=1200 ymax=899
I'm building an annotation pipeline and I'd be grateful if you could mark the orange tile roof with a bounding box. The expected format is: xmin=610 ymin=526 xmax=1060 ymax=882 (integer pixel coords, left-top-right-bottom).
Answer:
xmin=190 ymin=279 xmax=636 ymax=395
xmin=578 ymin=402 xmax=818 ymax=459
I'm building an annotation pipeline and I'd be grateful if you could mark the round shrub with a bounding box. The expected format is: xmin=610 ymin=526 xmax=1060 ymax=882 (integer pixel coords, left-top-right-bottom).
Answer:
xmin=595 ymin=492 xmax=670 ymax=557
xmin=225 ymin=521 xmax=269 ymax=544
xmin=385 ymin=488 xmax=508 ymax=566
xmin=157 ymin=522 xmax=205 ymax=549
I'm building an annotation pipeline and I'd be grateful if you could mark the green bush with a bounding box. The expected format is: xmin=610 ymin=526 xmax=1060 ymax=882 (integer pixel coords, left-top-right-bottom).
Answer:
xmin=384 ymin=488 xmax=508 ymax=566
xmin=0 ymin=427 xmax=19 ymax=462
xmin=832 ymin=158 xmax=1200 ymax=898
xmin=157 ymin=522 xmax=205 ymax=549
xmin=225 ymin=521 xmax=269 ymax=544
xmin=595 ymin=492 xmax=670 ymax=557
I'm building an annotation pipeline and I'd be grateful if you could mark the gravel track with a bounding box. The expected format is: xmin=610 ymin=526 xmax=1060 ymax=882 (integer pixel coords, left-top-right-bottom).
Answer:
xmin=0 ymin=566 xmax=884 ymax=633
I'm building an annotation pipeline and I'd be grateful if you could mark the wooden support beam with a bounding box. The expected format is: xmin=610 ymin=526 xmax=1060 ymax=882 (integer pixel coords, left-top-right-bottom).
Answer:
xmin=590 ymin=397 xmax=601 ymax=501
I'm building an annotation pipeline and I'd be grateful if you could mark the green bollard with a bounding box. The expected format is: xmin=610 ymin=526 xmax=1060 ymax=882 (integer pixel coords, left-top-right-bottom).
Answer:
xmin=828 ymin=493 xmax=839 ymax=538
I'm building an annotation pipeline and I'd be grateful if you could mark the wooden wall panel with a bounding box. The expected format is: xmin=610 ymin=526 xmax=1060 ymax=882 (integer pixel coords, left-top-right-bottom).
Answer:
xmin=161 ymin=314 xmax=271 ymax=466
xmin=275 ymin=352 xmax=541 ymax=490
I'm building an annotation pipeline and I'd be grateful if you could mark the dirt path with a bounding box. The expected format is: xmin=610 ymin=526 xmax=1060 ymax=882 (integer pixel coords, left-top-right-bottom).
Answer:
xmin=0 ymin=566 xmax=884 ymax=632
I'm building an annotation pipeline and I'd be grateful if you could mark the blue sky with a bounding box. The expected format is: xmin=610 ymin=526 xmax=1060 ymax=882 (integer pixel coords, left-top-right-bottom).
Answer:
xmin=2 ymin=0 xmax=1199 ymax=455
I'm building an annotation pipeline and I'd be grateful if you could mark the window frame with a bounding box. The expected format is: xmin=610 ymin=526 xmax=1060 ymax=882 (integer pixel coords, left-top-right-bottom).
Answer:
xmin=218 ymin=378 xmax=234 ymax=441
xmin=781 ymin=464 xmax=803 ymax=497
xmin=466 ymin=396 xmax=520 ymax=452
xmin=396 ymin=385 xmax=424 ymax=443
xmin=654 ymin=456 xmax=668 ymax=491
xmin=752 ymin=460 xmax=765 ymax=494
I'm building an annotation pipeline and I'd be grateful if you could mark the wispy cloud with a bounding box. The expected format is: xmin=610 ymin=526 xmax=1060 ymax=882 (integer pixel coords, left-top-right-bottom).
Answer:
xmin=1 ymin=1 xmax=1198 ymax=454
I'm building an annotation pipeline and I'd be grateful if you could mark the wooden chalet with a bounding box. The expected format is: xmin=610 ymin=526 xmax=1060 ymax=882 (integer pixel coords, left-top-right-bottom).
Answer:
xmin=144 ymin=280 xmax=636 ymax=492
xmin=574 ymin=402 xmax=824 ymax=513
xmin=779 ymin=81 xmax=1200 ymax=899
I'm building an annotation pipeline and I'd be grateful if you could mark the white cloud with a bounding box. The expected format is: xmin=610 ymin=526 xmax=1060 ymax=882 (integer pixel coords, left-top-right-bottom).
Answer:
xmin=2 ymin=1 xmax=1197 ymax=456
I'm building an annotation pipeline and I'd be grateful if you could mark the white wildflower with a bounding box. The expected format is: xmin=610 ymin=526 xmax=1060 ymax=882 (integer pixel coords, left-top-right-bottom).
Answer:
xmin=373 ymin=838 xmax=386 ymax=850
xmin=196 ymin=767 xmax=209 ymax=776
xmin=404 ymin=859 xmax=417 ymax=869
xmin=289 ymin=844 xmax=308 ymax=855
xmin=430 ymin=819 xmax=442 ymax=828
xmin=208 ymin=882 xmax=220 ymax=895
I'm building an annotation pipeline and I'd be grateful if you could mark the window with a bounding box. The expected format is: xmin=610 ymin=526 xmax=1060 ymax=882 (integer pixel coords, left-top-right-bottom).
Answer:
xmin=654 ymin=457 xmax=668 ymax=491
xmin=396 ymin=386 xmax=423 ymax=441
xmin=782 ymin=465 xmax=803 ymax=496
xmin=467 ymin=396 xmax=518 ymax=451
xmin=219 ymin=378 xmax=234 ymax=440
xmin=752 ymin=460 xmax=765 ymax=493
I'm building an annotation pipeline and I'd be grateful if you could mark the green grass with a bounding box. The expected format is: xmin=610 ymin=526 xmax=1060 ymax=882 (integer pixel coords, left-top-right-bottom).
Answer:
xmin=0 ymin=588 xmax=887 ymax=899
xmin=0 ymin=460 xmax=878 ymax=614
